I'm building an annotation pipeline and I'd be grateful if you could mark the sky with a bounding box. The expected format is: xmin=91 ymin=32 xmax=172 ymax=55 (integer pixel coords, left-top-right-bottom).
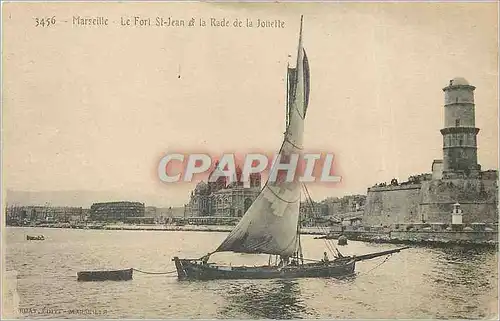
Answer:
xmin=2 ymin=2 xmax=498 ymax=207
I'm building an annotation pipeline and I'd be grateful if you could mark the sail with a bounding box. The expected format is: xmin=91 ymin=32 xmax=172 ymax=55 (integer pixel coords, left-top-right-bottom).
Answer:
xmin=215 ymin=16 xmax=310 ymax=257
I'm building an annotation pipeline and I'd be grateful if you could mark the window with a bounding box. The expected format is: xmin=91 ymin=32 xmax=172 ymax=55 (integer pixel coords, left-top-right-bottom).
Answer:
xmin=455 ymin=119 xmax=460 ymax=127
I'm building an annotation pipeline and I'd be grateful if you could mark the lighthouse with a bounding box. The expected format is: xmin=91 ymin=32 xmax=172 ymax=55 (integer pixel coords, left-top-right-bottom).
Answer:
xmin=440 ymin=77 xmax=481 ymax=178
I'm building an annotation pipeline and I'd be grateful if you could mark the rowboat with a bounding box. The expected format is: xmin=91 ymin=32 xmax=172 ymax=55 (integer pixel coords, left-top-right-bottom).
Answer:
xmin=26 ymin=235 xmax=44 ymax=241
xmin=77 ymin=268 xmax=133 ymax=281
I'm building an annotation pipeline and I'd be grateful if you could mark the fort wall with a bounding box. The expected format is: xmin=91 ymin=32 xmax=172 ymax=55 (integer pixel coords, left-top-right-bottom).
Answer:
xmin=420 ymin=178 xmax=497 ymax=223
xmin=363 ymin=177 xmax=498 ymax=227
xmin=363 ymin=184 xmax=422 ymax=226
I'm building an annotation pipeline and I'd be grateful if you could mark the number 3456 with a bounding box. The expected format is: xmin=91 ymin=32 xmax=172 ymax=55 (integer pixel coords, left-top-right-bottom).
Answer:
xmin=35 ymin=17 xmax=56 ymax=27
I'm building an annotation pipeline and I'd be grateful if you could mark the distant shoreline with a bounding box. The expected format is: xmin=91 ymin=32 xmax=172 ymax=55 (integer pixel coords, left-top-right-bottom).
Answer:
xmin=6 ymin=224 xmax=328 ymax=235
xmin=9 ymin=224 xmax=498 ymax=248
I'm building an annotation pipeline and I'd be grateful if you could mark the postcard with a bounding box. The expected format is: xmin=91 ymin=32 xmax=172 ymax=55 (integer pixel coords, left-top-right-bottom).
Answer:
xmin=2 ymin=2 xmax=498 ymax=319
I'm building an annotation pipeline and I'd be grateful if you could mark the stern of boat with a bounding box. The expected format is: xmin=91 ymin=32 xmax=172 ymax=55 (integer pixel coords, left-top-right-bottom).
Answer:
xmin=172 ymin=257 xmax=189 ymax=280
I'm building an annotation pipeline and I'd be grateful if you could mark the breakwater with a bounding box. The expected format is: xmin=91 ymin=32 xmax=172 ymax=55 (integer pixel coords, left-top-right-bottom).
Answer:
xmin=324 ymin=223 xmax=498 ymax=247
xmin=13 ymin=223 xmax=498 ymax=246
xmin=106 ymin=225 xmax=327 ymax=235
xmin=11 ymin=223 xmax=328 ymax=235
xmin=342 ymin=230 xmax=498 ymax=247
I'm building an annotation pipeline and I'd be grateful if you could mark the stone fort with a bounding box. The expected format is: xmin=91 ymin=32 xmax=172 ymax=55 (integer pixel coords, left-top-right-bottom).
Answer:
xmin=364 ymin=77 xmax=498 ymax=227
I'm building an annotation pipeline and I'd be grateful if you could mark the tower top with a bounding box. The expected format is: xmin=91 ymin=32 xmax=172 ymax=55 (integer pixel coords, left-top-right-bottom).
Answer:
xmin=443 ymin=77 xmax=476 ymax=91
xmin=450 ymin=77 xmax=469 ymax=86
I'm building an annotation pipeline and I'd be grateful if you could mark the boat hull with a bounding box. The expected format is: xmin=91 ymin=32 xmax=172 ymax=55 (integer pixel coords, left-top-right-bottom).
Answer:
xmin=77 ymin=268 xmax=133 ymax=282
xmin=26 ymin=235 xmax=44 ymax=241
xmin=172 ymin=257 xmax=355 ymax=280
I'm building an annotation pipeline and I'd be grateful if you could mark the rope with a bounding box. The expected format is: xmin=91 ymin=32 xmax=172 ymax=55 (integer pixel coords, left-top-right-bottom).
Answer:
xmin=301 ymin=183 xmax=339 ymax=257
xmin=357 ymin=254 xmax=392 ymax=276
xmin=132 ymin=268 xmax=177 ymax=275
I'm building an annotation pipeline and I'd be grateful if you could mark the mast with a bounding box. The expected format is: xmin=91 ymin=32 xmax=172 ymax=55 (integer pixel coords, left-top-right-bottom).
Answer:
xmin=213 ymin=16 xmax=309 ymax=257
xmin=286 ymin=62 xmax=290 ymax=131
xmin=296 ymin=194 xmax=304 ymax=265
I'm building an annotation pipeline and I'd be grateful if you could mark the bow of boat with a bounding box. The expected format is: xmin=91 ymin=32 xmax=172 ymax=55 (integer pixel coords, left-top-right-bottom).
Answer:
xmin=352 ymin=246 xmax=410 ymax=262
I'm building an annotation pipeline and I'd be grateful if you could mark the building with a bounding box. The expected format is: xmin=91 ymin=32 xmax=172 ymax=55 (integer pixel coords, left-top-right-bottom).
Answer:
xmin=185 ymin=163 xmax=261 ymax=217
xmin=185 ymin=216 xmax=239 ymax=225
xmin=142 ymin=206 xmax=185 ymax=224
xmin=124 ymin=217 xmax=155 ymax=224
xmin=342 ymin=216 xmax=363 ymax=227
xmin=5 ymin=205 xmax=84 ymax=225
xmin=440 ymin=78 xmax=481 ymax=179
xmin=299 ymin=201 xmax=328 ymax=226
xmin=299 ymin=201 xmax=327 ymax=218
xmin=321 ymin=195 xmax=366 ymax=216
xmin=364 ymin=78 xmax=498 ymax=227
xmin=89 ymin=201 xmax=145 ymax=222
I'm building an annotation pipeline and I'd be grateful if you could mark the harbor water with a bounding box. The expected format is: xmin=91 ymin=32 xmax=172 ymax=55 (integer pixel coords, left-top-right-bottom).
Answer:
xmin=4 ymin=227 xmax=498 ymax=319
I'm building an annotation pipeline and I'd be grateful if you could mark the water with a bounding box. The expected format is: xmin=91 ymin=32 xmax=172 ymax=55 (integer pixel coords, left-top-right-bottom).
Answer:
xmin=4 ymin=227 xmax=498 ymax=319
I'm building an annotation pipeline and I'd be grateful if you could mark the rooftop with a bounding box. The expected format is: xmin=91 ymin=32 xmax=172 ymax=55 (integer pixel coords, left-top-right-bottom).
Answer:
xmin=448 ymin=77 xmax=469 ymax=86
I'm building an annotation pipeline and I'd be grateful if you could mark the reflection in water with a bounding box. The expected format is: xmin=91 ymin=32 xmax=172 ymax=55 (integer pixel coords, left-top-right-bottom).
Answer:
xmin=429 ymin=246 xmax=498 ymax=319
xmin=218 ymin=279 xmax=312 ymax=319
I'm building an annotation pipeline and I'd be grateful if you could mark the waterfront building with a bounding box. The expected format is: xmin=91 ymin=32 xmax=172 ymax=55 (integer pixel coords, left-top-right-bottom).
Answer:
xmin=342 ymin=216 xmax=363 ymax=227
xmin=364 ymin=78 xmax=498 ymax=227
xmin=185 ymin=216 xmax=239 ymax=225
xmin=141 ymin=206 xmax=185 ymax=224
xmin=299 ymin=201 xmax=328 ymax=226
xmin=185 ymin=164 xmax=261 ymax=217
xmin=89 ymin=201 xmax=145 ymax=222
xmin=124 ymin=216 xmax=155 ymax=224
xmin=322 ymin=195 xmax=366 ymax=216
xmin=5 ymin=205 xmax=84 ymax=225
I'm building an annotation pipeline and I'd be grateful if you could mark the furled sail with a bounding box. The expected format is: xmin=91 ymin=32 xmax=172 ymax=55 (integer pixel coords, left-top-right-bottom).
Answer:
xmin=215 ymin=16 xmax=310 ymax=257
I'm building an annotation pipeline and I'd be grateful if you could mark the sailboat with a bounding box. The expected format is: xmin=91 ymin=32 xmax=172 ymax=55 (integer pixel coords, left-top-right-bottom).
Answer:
xmin=172 ymin=16 xmax=408 ymax=281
